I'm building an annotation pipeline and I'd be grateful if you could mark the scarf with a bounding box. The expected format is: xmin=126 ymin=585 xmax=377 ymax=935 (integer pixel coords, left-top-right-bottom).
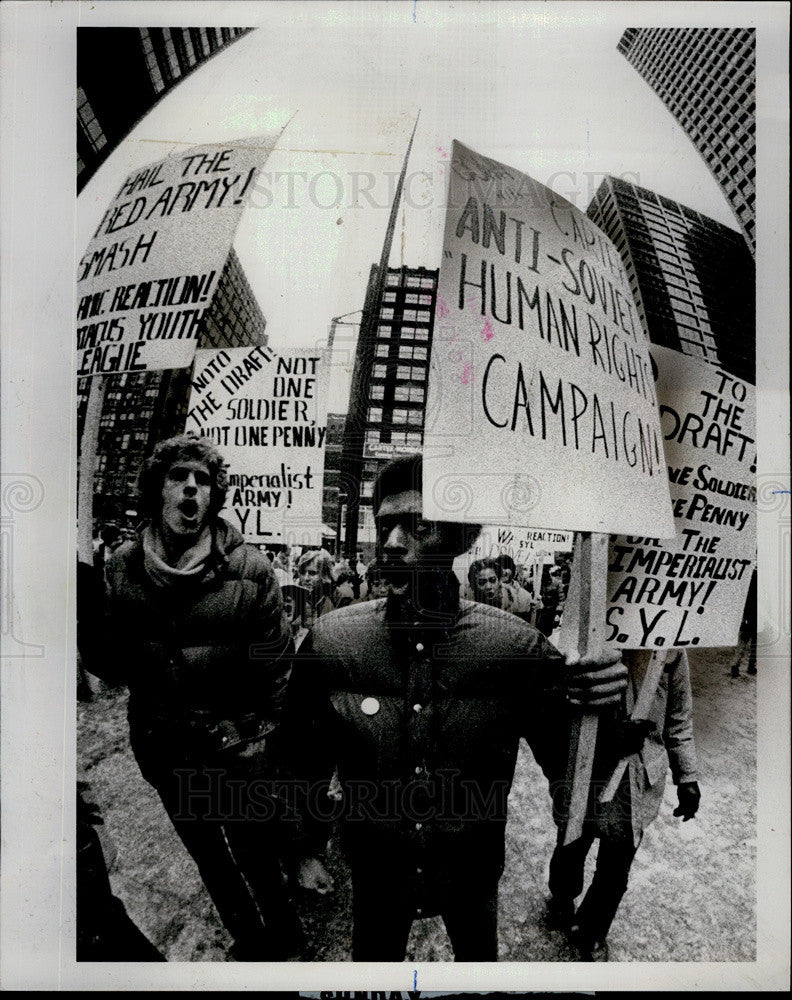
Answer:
xmin=142 ymin=524 xmax=214 ymax=589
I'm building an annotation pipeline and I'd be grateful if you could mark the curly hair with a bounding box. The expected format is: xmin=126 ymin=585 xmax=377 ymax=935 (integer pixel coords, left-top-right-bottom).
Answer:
xmin=137 ymin=433 xmax=228 ymax=519
xmin=495 ymin=553 xmax=517 ymax=577
xmin=467 ymin=556 xmax=502 ymax=589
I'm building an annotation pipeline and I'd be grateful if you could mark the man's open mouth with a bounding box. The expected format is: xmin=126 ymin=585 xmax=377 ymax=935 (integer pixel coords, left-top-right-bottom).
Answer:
xmin=179 ymin=499 xmax=198 ymax=520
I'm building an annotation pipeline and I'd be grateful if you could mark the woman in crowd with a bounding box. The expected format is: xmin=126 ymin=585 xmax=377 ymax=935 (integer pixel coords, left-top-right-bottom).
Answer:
xmin=363 ymin=561 xmax=390 ymax=601
xmin=468 ymin=556 xmax=534 ymax=623
xmin=332 ymin=563 xmax=358 ymax=608
xmin=297 ymin=549 xmax=336 ymax=624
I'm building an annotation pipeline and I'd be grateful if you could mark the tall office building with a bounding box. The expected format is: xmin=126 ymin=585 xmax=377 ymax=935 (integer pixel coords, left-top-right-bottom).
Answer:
xmin=321 ymin=413 xmax=348 ymax=551
xmin=587 ymin=175 xmax=755 ymax=384
xmin=617 ymin=27 xmax=756 ymax=254
xmin=78 ymin=248 xmax=267 ymax=523
xmin=342 ymin=264 xmax=439 ymax=543
xmin=78 ymin=27 xmax=252 ymax=191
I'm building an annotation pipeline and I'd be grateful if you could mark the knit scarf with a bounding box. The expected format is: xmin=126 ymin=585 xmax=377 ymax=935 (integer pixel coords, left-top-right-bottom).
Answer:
xmin=142 ymin=524 xmax=214 ymax=588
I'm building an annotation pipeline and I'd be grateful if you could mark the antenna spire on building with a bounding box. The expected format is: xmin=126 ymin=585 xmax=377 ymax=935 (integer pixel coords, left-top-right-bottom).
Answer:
xmin=342 ymin=113 xmax=421 ymax=558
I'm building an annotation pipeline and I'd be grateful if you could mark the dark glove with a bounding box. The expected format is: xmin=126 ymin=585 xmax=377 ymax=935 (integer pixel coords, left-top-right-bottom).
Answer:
xmin=612 ymin=717 xmax=656 ymax=757
xmin=673 ymin=781 xmax=701 ymax=821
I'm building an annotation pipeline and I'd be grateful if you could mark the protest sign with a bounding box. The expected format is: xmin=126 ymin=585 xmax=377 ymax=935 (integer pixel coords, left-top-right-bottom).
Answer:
xmin=606 ymin=346 xmax=756 ymax=648
xmin=469 ymin=523 xmax=573 ymax=560
xmin=423 ymin=141 xmax=675 ymax=538
xmin=454 ymin=524 xmax=569 ymax=598
xmin=76 ymin=137 xmax=277 ymax=376
xmin=186 ymin=345 xmax=329 ymax=545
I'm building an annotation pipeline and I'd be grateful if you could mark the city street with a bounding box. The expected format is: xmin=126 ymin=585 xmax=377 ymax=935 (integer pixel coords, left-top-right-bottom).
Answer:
xmin=77 ymin=646 xmax=756 ymax=963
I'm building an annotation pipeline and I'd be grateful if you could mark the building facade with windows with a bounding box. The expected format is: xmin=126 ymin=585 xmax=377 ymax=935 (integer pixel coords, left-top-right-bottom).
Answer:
xmin=587 ymin=175 xmax=755 ymax=384
xmin=77 ymin=27 xmax=252 ymax=191
xmin=78 ymin=248 xmax=266 ymax=524
xmin=320 ymin=413 xmax=348 ymax=552
xmin=617 ymin=27 xmax=755 ymax=254
xmin=342 ymin=264 xmax=439 ymax=543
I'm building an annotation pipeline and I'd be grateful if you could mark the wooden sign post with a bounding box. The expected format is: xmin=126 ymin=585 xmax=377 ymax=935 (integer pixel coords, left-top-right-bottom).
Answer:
xmin=77 ymin=375 xmax=107 ymax=564
xmin=556 ymin=530 xmax=610 ymax=845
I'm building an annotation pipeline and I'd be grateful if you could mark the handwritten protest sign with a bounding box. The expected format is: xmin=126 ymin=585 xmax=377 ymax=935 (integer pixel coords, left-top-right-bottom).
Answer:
xmin=186 ymin=345 xmax=329 ymax=545
xmin=423 ymin=141 xmax=675 ymax=538
xmin=454 ymin=523 xmax=569 ymax=596
xmin=76 ymin=138 xmax=277 ymax=376
xmin=606 ymin=346 xmax=756 ymax=648
xmin=469 ymin=524 xmax=573 ymax=560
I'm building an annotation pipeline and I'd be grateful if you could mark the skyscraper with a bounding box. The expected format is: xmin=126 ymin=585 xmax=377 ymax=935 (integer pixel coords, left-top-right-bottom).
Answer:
xmin=342 ymin=264 xmax=439 ymax=543
xmin=78 ymin=27 xmax=252 ymax=191
xmin=587 ymin=175 xmax=755 ymax=384
xmin=321 ymin=412 xmax=348 ymax=553
xmin=78 ymin=248 xmax=267 ymax=524
xmin=617 ymin=27 xmax=756 ymax=254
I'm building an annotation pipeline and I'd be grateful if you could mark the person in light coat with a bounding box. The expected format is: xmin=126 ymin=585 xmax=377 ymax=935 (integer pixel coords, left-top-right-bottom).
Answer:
xmin=541 ymin=648 xmax=700 ymax=961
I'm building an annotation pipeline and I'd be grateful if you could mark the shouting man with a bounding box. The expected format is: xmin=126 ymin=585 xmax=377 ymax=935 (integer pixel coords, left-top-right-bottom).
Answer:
xmin=79 ymin=433 xmax=303 ymax=960
xmin=287 ymin=454 xmax=627 ymax=961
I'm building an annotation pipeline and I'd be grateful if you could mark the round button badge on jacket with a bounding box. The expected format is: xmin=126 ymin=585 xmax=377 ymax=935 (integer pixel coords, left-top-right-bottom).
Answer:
xmin=360 ymin=697 xmax=380 ymax=715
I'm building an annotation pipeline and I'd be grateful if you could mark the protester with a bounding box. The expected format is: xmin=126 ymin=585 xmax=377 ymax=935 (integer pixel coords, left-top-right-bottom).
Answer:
xmin=537 ymin=565 xmax=565 ymax=637
xmin=281 ymin=582 xmax=311 ymax=650
xmin=541 ymin=649 xmax=700 ymax=961
xmin=363 ymin=560 xmax=390 ymax=601
xmin=297 ymin=549 xmax=336 ymax=623
xmin=494 ymin=554 xmax=517 ymax=589
xmin=78 ymin=433 xmax=304 ymax=961
xmin=285 ymin=454 xmax=628 ymax=961
xmin=274 ymin=547 xmax=291 ymax=581
xmin=332 ymin=563 xmax=358 ymax=608
xmin=468 ymin=556 xmax=535 ymax=623
xmin=499 ymin=554 xmax=542 ymax=616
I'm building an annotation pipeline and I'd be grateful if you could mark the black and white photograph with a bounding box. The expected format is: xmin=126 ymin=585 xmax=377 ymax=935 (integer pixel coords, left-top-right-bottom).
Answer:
xmin=0 ymin=0 xmax=789 ymax=991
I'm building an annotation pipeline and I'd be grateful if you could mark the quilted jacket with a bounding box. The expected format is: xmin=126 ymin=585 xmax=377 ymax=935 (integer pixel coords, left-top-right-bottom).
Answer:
xmin=285 ymin=589 xmax=569 ymax=903
xmin=96 ymin=519 xmax=291 ymax=779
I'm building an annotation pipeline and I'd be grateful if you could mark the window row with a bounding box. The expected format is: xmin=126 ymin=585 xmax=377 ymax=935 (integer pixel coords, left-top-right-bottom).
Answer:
xmin=375 ymin=343 xmax=428 ymax=360
xmin=373 ymin=363 xmax=427 ymax=381
xmin=385 ymin=273 xmax=437 ymax=290
xmin=376 ymin=324 xmax=430 ymax=341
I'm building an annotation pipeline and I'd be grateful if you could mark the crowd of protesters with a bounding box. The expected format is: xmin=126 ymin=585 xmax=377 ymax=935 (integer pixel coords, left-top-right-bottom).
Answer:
xmin=257 ymin=543 xmax=571 ymax=650
xmin=77 ymin=433 xmax=707 ymax=964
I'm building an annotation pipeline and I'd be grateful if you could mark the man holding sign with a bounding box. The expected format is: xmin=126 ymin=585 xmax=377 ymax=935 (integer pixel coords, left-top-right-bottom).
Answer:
xmin=286 ymin=454 xmax=627 ymax=961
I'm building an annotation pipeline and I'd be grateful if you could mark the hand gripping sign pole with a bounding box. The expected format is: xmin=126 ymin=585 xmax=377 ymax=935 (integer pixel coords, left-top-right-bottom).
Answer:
xmin=556 ymin=531 xmax=610 ymax=845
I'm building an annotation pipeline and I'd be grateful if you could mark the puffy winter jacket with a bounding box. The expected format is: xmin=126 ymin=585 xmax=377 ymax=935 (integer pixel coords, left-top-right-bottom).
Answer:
xmin=95 ymin=519 xmax=291 ymax=778
xmin=285 ymin=592 xmax=568 ymax=904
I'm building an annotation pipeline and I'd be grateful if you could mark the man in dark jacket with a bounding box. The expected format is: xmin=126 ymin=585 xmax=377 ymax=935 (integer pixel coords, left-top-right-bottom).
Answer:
xmin=79 ymin=433 xmax=302 ymax=960
xmin=287 ymin=454 xmax=627 ymax=961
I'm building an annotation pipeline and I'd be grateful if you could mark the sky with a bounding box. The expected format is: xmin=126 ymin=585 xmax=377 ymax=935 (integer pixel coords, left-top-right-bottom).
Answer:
xmin=78 ymin=2 xmax=745 ymax=413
